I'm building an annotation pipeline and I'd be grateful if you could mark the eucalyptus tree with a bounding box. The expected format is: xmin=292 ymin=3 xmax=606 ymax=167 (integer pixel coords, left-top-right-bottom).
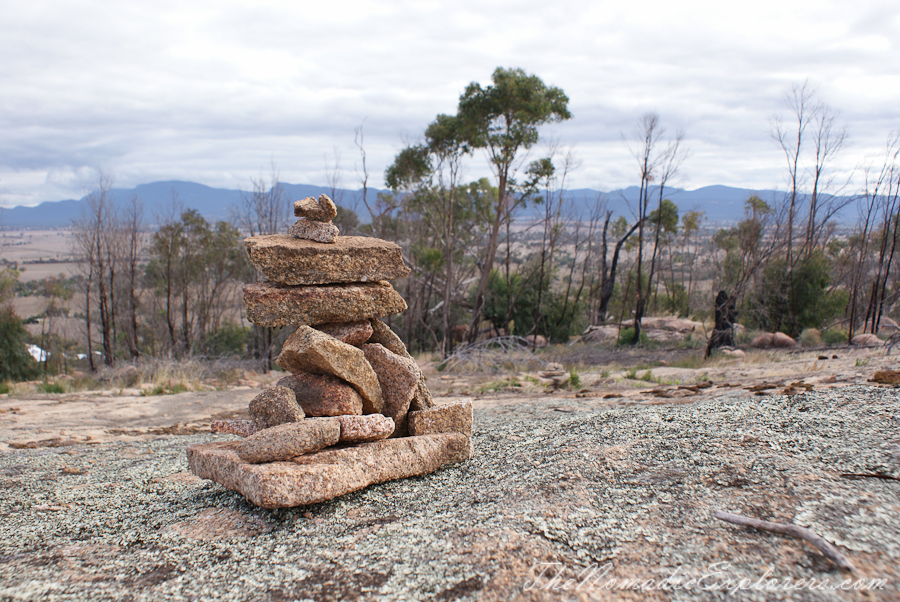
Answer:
xmin=456 ymin=67 xmax=571 ymax=342
xmin=385 ymin=114 xmax=486 ymax=355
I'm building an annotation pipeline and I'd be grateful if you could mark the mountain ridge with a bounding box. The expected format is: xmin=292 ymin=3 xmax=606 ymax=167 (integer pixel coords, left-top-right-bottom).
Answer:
xmin=0 ymin=181 xmax=851 ymax=229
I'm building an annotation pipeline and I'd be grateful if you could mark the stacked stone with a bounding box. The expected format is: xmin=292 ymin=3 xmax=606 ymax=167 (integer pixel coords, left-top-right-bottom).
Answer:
xmin=187 ymin=194 xmax=473 ymax=509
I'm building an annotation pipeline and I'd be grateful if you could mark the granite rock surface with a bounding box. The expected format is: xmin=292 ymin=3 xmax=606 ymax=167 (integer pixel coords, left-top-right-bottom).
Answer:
xmin=289 ymin=218 xmax=339 ymax=243
xmin=248 ymin=386 xmax=305 ymax=429
xmin=361 ymin=343 xmax=419 ymax=436
xmin=235 ymin=418 xmax=341 ymax=464
xmin=293 ymin=194 xmax=337 ymax=222
xmin=276 ymin=326 xmax=384 ymax=414
xmin=188 ymin=432 xmax=470 ymax=507
xmin=408 ymin=399 xmax=473 ymax=438
xmin=276 ymin=372 xmax=364 ymax=417
xmin=337 ymin=414 xmax=394 ymax=442
xmin=243 ymin=281 xmax=406 ymax=327
xmin=243 ymin=235 xmax=410 ymax=286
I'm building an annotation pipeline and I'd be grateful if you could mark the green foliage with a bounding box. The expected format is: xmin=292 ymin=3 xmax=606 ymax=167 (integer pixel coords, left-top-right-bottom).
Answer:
xmin=747 ymin=251 xmax=845 ymax=336
xmin=0 ymin=382 xmax=8 ymax=395
xmin=799 ymin=329 xmax=822 ymax=347
xmin=567 ymin=370 xmax=582 ymax=389
xmin=0 ymin=308 xmax=40 ymax=382
xmin=617 ymin=327 xmax=649 ymax=347
xmin=822 ymin=327 xmax=848 ymax=346
xmin=200 ymin=322 xmax=250 ymax=357
xmin=457 ymin=67 xmax=572 ymax=163
xmin=649 ymin=199 xmax=679 ymax=234
xmin=38 ymin=381 xmax=65 ymax=394
xmin=333 ymin=204 xmax=359 ymax=233
xmin=480 ymin=269 xmax=585 ymax=343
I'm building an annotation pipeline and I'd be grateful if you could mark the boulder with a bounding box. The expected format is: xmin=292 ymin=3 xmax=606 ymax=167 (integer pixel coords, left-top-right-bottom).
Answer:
xmin=361 ymin=343 xmax=420 ymax=436
xmin=750 ymin=333 xmax=774 ymax=348
xmin=243 ymin=281 xmax=407 ymax=328
xmin=235 ymin=418 xmax=341 ymax=464
xmin=187 ymin=432 xmax=471 ymax=508
xmin=275 ymin=326 xmax=383 ymax=414
xmin=288 ymin=218 xmax=339 ymax=243
xmin=772 ymin=332 xmax=796 ymax=348
xmin=852 ymin=333 xmax=882 ymax=347
xmin=248 ymin=386 xmax=304 ymax=429
xmin=293 ymin=194 xmax=337 ymax=222
xmin=243 ymin=235 xmax=410 ymax=286
xmin=750 ymin=332 xmax=796 ymax=349
xmin=276 ymin=372 xmax=364 ymax=417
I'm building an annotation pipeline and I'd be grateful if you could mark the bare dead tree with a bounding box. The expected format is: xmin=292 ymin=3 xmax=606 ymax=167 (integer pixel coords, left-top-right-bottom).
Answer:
xmin=773 ymin=80 xmax=814 ymax=269
xmin=628 ymin=112 xmax=663 ymax=343
xmin=233 ymin=166 xmax=288 ymax=369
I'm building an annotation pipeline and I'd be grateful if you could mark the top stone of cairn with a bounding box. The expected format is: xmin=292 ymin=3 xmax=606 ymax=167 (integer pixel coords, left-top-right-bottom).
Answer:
xmin=294 ymin=194 xmax=337 ymax=223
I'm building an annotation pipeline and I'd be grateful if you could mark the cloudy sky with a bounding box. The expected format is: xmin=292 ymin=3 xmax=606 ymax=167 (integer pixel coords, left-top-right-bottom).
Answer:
xmin=1 ymin=0 xmax=898 ymax=207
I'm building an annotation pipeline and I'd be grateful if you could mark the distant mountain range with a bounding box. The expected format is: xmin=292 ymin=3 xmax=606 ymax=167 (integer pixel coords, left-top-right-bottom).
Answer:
xmin=0 ymin=181 xmax=855 ymax=229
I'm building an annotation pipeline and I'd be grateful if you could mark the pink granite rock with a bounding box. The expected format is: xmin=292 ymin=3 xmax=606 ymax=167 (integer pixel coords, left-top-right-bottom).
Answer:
xmin=276 ymin=326 xmax=383 ymax=414
xmin=293 ymin=194 xmax=337 ymax=222
xmin=243 ymin=281 xmax=408 ymax=328
xmin=289 ymin=218 xmax=339 ymax=243
xmin=243 ymin=235 xmax=410 ymax=286
xmin=210 ymin=420 xmax=260 ymax=438
xmin=408 ymin=399 xmax=473 ymax=438
xmin=369 ymin=318 xmax=435 ymax=411
xmin=235 ymin=418 xmax=340 ymax=464
xmin=361 ymin=343 xmax=419 ymax=436
xmin=337 ymin=414 xmax=394 ymax=442
xmin=248 ymin=386 xmax=305 ymax=429
xmin=276 ymin=372 xmax=364 ymax=417
xmin=314 ymin=320 xmax=374 ymax=347
xmin=187 ymin=432 xmax=471 ymax=508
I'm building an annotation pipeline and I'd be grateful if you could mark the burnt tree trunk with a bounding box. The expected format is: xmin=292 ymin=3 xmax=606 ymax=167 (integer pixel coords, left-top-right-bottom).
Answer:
xmin=705 ymin=290 xmax=737 ymax=358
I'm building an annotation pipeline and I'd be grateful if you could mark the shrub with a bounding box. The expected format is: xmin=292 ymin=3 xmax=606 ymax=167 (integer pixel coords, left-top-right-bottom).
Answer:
xmin=822 ymin=328 xmax=847 ymax=346
xmin=617 ymin=327 xmax=649 ymax=347
xmin=799 ymin=328 xmax=822 ymax=347
xmin=200 ymin=322 xmax=250 ymax=357
xmin=0 ymin=308 xmax=40 ymax=382
xmin=0 ymin=382 xmax=9 ymax=395
xmin=38 ymin=382 xmax=65 ymax=394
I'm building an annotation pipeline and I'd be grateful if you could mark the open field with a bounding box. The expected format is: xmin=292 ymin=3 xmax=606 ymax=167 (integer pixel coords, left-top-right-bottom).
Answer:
xmin=1 ymin=344 xmax=898 ymax=600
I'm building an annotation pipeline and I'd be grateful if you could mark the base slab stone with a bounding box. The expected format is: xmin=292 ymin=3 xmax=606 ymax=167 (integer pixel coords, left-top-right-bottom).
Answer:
xmin=186 ymin=432 xmax=470 ymax=508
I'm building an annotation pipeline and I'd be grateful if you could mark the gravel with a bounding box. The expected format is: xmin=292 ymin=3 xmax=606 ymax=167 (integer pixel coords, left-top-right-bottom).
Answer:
xmin=1 ymin=384 xmax=898 ymax=601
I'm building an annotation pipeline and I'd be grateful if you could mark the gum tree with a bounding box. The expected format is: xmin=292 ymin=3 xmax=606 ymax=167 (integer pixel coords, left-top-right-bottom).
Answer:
xmin=457 ymin=67 xmax=571 ymax=342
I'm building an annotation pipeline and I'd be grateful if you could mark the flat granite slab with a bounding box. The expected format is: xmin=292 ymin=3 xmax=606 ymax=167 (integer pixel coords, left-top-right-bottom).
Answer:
xmin=243 ymin=235 xmax=410 ymax=286
xmin=243 ymin=281 xmax=407 ymax=327
xmin=187 ymin=432 xmax=471 ymax=508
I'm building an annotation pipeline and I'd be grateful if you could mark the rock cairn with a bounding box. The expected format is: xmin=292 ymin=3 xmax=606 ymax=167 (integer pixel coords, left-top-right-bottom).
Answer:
xmin=187 ymin=194 xmax=473 ymax=508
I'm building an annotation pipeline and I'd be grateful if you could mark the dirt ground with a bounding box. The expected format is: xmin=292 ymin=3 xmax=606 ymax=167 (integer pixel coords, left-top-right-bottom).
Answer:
xmin=1 ymin=344 xmax=898 ymax=601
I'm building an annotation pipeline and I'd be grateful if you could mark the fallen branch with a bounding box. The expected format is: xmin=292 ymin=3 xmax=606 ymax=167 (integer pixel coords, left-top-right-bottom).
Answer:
xmin=712 ymin=510 xmax=855 ymax=571
xmin=840 ymin=473 xmax=900 ymax=482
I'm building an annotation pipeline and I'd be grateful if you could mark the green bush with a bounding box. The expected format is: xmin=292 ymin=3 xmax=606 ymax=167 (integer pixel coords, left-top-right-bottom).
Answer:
xmin=38 ymin=382 xmax=65 ymax=394
xmin=0 ymin=308 xmax=40 ymax=382
xmin=617 ymin=327 xmax=649 ymax=347
xmin=200 ymin=322 xmax=250 ymax=357
xmin=822 ymin=328 xmax=847 ymax=346
xmin=799 ymin=328 xmax=822 ymax=347
xmin=0 ymin=382 xmax=9 ymax=395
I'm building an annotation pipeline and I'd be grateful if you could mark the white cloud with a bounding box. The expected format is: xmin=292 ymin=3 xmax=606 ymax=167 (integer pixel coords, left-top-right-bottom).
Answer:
xmin=1 ymin=0 xmax=898 ymax=206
